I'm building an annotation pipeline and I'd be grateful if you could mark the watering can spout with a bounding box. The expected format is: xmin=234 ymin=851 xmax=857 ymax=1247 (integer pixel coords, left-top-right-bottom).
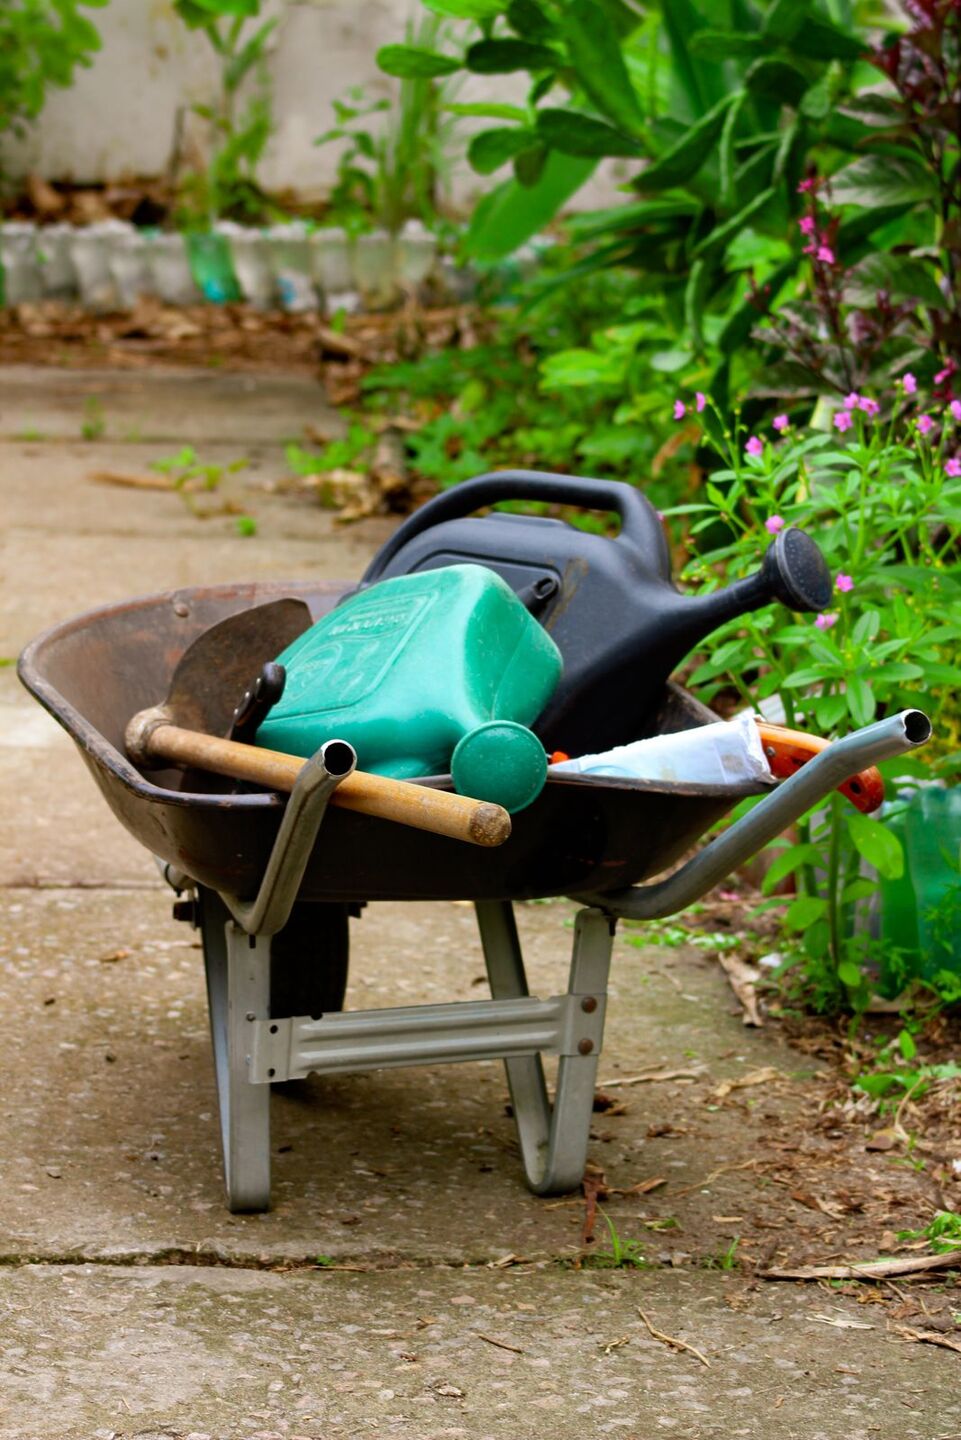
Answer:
xmin=535 ymin=527 xmax=833 ymax=753
xmin=677 ymin=526 xmax=833 ymax=634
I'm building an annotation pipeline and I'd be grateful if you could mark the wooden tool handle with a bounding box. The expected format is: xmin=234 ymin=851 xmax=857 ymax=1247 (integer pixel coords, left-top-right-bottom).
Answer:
xmin=136 ymin=722 xmax=512 ymax=848
xmin=757 ymin=722 xmax=885 ymax=814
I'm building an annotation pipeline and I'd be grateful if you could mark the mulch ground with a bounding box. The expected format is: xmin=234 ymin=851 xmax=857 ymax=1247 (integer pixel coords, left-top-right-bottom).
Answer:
xmin=574 ymin=895 xmax=961 ymax=1348
xmin=0 ymin=298 xmax=483 ymax=404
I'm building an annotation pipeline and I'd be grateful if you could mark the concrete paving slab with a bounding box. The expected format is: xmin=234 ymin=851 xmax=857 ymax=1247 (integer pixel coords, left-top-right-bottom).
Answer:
xmin=0 ymin=439 xmax=391 ymax=654
xmin=1 ymin=1264 xmax=956 ymax=1440
xmin=0 ymin=365 xmax=333 ymax=445
xmin=0 ymin=883 xmax=818 ymax=1266
xmin=0 ymin=669 xmax=155 ymax=887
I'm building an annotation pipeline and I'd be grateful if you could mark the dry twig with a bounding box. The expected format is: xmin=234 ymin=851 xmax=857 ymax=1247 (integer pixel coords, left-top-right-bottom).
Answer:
xmin=762 ymin=1251 xmax=961 ymax=1282
xmin=599 ymin=1067 xmax=705 ymax=1089
xmin=893 ymin=1324 xmax=961 ymax=1355
xmin=673 ymin=1157 xmax=764 ymax=1198
xmin=637 ymin=1308 xmax=711 ymax=1368
xmin=88 ymin=469 xmax=173 ymax=491
xmin=477 ymin=1333 xmax=524 ymax=1355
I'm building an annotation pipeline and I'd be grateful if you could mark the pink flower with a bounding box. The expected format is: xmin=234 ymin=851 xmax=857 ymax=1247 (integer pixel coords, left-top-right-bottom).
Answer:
xmin=917 ymin=414 xmax=934 ymax=435
xmin=673 ymin=400 xmax=686 ymax=421
xmin=902 ymin=372 xmax=917 ymax=394
xmin=935 ymin=363 xmax=956 ymax=385
xmin=950 ymin=400 xmax=961 ymax=422
xmin=836 ymin=573 xmax=854 ymax=593
xmin=797 ymin=178 xmax=815 ymax=193
xmin=816 ymin=245 xmax=835 ymax=264
xmin=833 ymin=410 xmax=853 ymax=433
xmin=773 ymin=414 xmax=789 ymax=432
xmin=802 ymin=241 xmax=817 ymax=256
xmin=946 ymin=457 xmax=961 ymax=478
xmin=766 ymin=515 xmax=785 ymax=534
xmin=798 ymin=216 xmax=816 ymax=236
xmin=859 ymin=396 xmax=880 ymax=417
xmin=695 ymin=392 xmax=707 ymax=413
xmin=844 ymin=392 xmax=861 ymax=410
xmin=815 ymin=613 xmax=839 ymax=631
xmin=745 ymin=436 xmax=764 ymax=458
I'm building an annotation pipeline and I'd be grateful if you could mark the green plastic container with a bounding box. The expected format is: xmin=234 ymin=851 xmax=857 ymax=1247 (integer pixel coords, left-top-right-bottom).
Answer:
xmin=879 ymin=788 xmax=961 ymax=988
xmin=256 ymin=565 xmax=563 ymax=812
xmin=185 ymin=231 xmax=242 ymax=304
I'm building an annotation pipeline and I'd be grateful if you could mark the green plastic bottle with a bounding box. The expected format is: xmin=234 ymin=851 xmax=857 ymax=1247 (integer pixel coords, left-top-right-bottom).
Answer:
xmin=256 ymin=565 xmax=563 ymax=812
xmin=878 ymin=788 xmax=961 ymax=989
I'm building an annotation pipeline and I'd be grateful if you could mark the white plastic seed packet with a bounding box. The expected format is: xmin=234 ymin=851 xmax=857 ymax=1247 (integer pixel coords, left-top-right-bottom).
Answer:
xmin=550 ymin=708 xmax=773 ymax=787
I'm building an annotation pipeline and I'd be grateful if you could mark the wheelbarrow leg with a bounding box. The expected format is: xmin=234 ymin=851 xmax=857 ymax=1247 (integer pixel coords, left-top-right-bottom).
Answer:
xmin=203 ymin=908 xmax=272 ymax=1213
xmin=475 ymin=901 xmax=613 ymax=1196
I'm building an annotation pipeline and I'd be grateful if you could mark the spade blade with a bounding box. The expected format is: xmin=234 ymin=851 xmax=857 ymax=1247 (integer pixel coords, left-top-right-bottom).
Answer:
xmin=165 ymin=598 xmax=312 ymax=738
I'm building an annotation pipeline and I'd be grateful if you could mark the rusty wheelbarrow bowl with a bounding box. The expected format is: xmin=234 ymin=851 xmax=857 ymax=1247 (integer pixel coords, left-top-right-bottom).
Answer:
xmin=17 ymin=578 xmax=770 ymax=905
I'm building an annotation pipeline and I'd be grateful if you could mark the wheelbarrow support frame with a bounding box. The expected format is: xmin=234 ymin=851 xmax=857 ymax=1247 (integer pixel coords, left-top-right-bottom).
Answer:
xmin=191 ymin=710 xmax=929 ymax=1212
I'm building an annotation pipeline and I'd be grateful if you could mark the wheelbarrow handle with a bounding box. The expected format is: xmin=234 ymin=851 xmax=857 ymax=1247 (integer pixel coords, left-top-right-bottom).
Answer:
xmin=125 ymin=716 xmax=512 ymax=849
xmin=581 ymin=709 xmax=932 ymax=920
xmin=756 ymin=722 xmax=885 ymax=814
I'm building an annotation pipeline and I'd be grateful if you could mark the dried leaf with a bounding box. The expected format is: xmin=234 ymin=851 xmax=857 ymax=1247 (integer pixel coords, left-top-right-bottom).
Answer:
xmin=713 ymin=1066 xmax=782 ymax=1099
xmin=718 ymin=953 xmax=764 ymax=1026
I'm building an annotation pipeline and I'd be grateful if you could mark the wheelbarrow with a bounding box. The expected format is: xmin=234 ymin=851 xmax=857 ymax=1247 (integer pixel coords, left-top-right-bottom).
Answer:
xmin=18 ymin=575 xmax=931 ymax=1211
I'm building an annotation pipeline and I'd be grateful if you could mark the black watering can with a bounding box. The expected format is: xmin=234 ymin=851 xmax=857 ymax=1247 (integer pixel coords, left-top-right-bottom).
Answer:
xmin=362 ymin=471 xmax=832 ymax=756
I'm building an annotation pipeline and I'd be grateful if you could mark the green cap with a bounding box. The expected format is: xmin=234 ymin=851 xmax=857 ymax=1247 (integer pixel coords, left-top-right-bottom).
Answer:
xmin=451 ymin=721 xmax=548 ymax=815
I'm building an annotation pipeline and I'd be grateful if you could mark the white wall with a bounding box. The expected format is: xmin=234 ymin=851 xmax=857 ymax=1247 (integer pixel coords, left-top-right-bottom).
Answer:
xmin=0 ymin=0 xmax=621 ymax=209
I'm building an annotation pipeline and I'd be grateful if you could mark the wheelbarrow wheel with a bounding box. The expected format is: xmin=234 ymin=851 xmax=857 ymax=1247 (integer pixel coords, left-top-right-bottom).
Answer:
xmin=268 ymin=901 xmax=351 ymax=1018
xmin=197 ymin=887 xmax=351 ymax=1018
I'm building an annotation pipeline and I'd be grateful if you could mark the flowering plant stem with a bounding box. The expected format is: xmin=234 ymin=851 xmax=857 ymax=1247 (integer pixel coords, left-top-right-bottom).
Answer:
xmin=666 ymin=383 xmax=961 ymax=1009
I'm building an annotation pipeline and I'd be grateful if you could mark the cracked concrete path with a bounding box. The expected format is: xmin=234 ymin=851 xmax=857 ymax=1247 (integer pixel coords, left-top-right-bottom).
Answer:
xmin=3 ymin=1266 xmax=957 ymax=1440
xmin=1 ymin=366 xmax=956 ymax=1438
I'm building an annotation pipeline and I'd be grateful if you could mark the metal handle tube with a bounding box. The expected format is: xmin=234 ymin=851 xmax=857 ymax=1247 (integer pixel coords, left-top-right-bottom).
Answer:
xmin=581 ymin=709 xmax=931 ymax=921
xmin=223 ymin=738 xmax=356 ymax=936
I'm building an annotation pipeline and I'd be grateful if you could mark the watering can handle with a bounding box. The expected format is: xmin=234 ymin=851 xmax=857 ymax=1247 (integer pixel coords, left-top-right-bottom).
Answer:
xmin=360 ymin=470 xmax=666 ymax=585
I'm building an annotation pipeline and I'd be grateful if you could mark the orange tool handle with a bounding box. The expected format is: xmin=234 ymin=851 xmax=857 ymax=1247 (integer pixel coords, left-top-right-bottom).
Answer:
xmin=757 ymin=723 xmax=885 ymax=814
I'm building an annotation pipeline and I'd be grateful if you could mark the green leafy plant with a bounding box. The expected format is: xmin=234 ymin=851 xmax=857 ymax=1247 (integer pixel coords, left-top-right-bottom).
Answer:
xmin=898 ymin=1210 xmax=961 ymax=1253
xmin=583 ymin=1210 xmax=651 ymax=1269
xmin=173 ymin=0 xmax=278 ymax=225
xmin=323 ymin=263 xmax=690 ymax=503
xmin=666 ymin=387 xmax=961 ymax=1008
xmin=856 ymin=1055 xmax=961 ymax=1109
xmin=317 ymin=14 xmax=462 ymax=235
xmin=703 ymin=1237 xmax=740 ymax=1271
xmin=80 ymin=396 xmax=105 ymax=441
xmin=625 ymin=925 xmax=744 ymax=954
xmin=151 ymin=445 xmax=248 ymax=517
xmin=379 ymin=0 xmax=896 ymax=398
xmin=0 ymin=0 xmax=105 ymax=165
xmin=756 ymin=0 xmax=961 ymax=400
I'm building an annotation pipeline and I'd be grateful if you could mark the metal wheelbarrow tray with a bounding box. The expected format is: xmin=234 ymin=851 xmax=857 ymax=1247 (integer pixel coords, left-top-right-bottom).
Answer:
xmin=19 ymin=578 xmax=931 ymax=1212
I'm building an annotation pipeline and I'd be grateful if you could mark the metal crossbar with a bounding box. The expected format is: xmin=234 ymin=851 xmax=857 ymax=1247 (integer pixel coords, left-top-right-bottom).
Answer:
xmin=248 ymin=990 xmax=604 ymax=1081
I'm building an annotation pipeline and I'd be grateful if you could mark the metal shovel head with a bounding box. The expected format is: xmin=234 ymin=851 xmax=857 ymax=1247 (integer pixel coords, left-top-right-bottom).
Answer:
xmin=164 ymin=597 xmax=312 ymax=737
